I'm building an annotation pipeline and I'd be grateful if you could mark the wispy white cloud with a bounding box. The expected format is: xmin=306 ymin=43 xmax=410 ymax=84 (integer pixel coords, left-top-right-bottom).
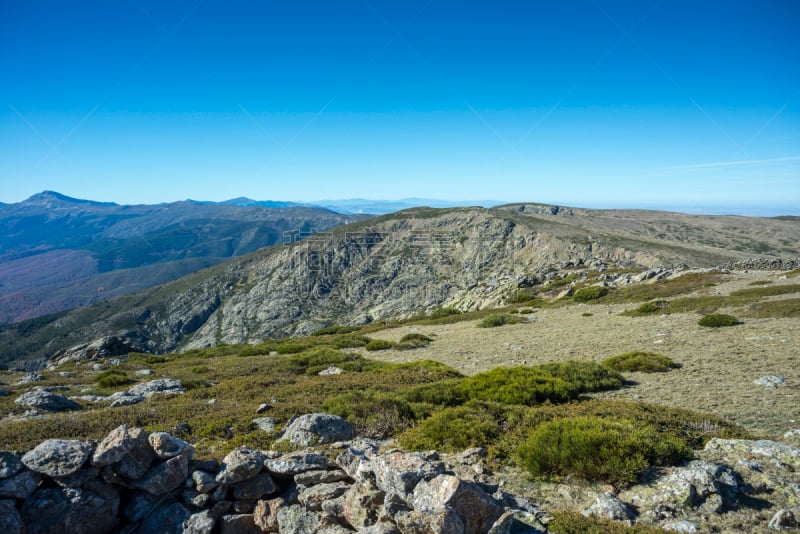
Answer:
xmin=653 ymin=156 xmax=800 ymax=171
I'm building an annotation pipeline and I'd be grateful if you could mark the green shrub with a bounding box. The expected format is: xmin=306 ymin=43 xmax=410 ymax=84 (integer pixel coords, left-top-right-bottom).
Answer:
xmin=310 ymin=325 xmax=362 ymax=336
xmin=517 ymin=416 xmax=691 ymax=486
xmin=581 ymin=312 xmax=593 ymax=317
xmin=365 ymin=339 xmax=396 ymax=351
xmin=461 ymin=367 xmax=578 ymax=405
xmin=534 ymin=361 xmax=625 ymax=393
xmin=698 ymin=313 xmax=740 ymax=327
xmin=400 ymin=379 xmax=467 ymax=407
xmin=518 ymin=307 xmax=536 ymax=314
xmin=399 ymin=402 xmax=505 ymax=452
xmin=395 ymin=333 xmax=433 ymax=350
xmin=145 ymin=356 xmax=168 ymax=364
xmin=181 ymin=379 xmax=210 ymax=390
xmin=328 ymin=335 xmax=371 ymax=349
xmin=275 ymin=341 xmax=311 ymax=354
xmin=603 ymin=352 xmax=680 ymax=373
xmin=322 ymin=390 xmax=415 ymax=439
xmin=280 ymin=347 xmax=382 ymax=375
xmin=635 ymin=302 xmax=660 ymax=314
xmin=547 ymin=510 xmax=664 ymax=533
xmin=477 ymin=314 xmax=523 ymax=328
xmin=430 ymin=307 xmax=461 ymax=319
xmin=573 ymin=286 xmax=609 ymax=302
xmin=191 ymin=366 xmax=210 ymax=374
xmin=95 ymin=369 xmax=131 ymax=388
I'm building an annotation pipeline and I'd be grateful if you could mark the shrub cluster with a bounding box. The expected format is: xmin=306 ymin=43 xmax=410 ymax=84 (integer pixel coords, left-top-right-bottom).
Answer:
xmin=698 ymin=313 xmax=740 ymax=327
xmin=477 ymin=313 xmax=523 ymax=328
xmin=602 ymin=352 xmax=680 ymax=373
xmin=95 ymin=369 xmax=131 ymax=388
xmin=572 ymin=286 xmax=609 ymax=302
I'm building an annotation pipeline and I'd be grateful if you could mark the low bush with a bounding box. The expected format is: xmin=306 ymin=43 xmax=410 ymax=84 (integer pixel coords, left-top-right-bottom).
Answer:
xmin=534 ymin=361 xmax=625 ymax=393
xmin=181 ymin=379 xmax=210 ymax=390
xmin=602 ymin=352 xmax=680 ymax=373
xmin=477 ymin=314 xmax=523 ymax=328
xmin=635 ymin=302 xmax=660 ymax=314
xmin=95 ymin=369 xmax=131 ymax=388
xmin=310 ymin=325 xmax=362 ymax=336
xmin=399 ymin=402 xmax=506 ymax=452
xmin=322 ymin=390 xmax=415 ymax=439
xmin=547 ymin=510 xmax=664 ymax=533
xmin=429 ymin=307 xmax=461 ymax=319
xmin=461 ymin=366 xmax=578 ymax=405
xmin=400 ymin=379 xmax=467 ymax=407
xmin=573 ymin=286 xmax=609 ymax=302
xmin=365 ymin=339 xmax=396 ymax=351
xmin=698 ymin=313 xmax=740 ymax=327
xmin=517 ymin=416 xmax=691 ymax=486
xmin=395 ymin=333 xmax=433 ymax=350
xmin=191 ymin=366 xmax=210 ymax=374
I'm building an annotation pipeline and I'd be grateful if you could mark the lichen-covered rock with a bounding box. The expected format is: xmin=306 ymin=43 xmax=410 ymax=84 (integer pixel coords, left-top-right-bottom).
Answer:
xmin=342 ymin=481 xmax=385 ymax=528
xmin=21 ymin=439 xmax=89 ymax=477
xmin=184 ymin=510 xmax=216 ymax=534
xmin=133 ymin=452 xmax=191 ymax=495
xmin=582 ymin=492 xmax=636 ymax=523
xmin=252 ymin=417 xmax=276 ymax=432
xmin=395 ymin=508 xmax=466 ymax=534
xmin=264 ymin=452 xmax=330 ymax=477
xmin=412 ymin=474 xmax=502 ymax=534
xmin=768 ymin=509 xmax=797 ymax=529
xmin=220 ymin=513 xmax=260 ymax=534
xmin=193 ymin=469 xmax=219 ymax=493
xmin=295 ymin=468 xmax=350 ymax=486
xmin=148 ymin=431 xmax=192 ymax=459
xmin=373 ymin=451 xmax=445 ymax=496
xmin=662 ymin=520 xmax=701 ymax=532
xmin=298 ymin=482 xmax=349 ymax=512
xmin=232 ymin=472 xmax=278 ymax=501
xmin=109 ymin=393 xmax=144 ymax=407
xmin=53 ymin=465 xmax=100 ymax=488
xmin=0 ymin=469 xmax=41 ymax=499
xmin=705 ymin=438 xmax=800 ymax=470
xmin=216 ymin=448 xmax=265 ymax=486
xmin=276 ymin=413 xmax=354 ymax=447
xmin=15 ymin=388 xmax=81 ymax=411
xmin=0 ymin=451 xmax=22 ymax=479
xmin=488 ymin=510 xmax=547 ymax=534
xmin=127 ymin=377 xmax=184 ymax=398
xmin=92 ymin=424 xmax=138 ymax=466
xmin=0 ymin=499 xmax=23 ymax=534
xmin=21 ymin=481 xmax=119 ymax=534
xmin=276 ymin=504 xmax=322 ymax=534
xmin=112 ymin=426 xmax=154 ymax=479
xmin=254 ymin=497 xmax=285 ymax=532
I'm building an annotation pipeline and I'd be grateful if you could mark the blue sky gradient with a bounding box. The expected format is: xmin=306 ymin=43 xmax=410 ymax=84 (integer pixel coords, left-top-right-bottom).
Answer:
xmin=1 ymin=0 xmax=799 ymax=214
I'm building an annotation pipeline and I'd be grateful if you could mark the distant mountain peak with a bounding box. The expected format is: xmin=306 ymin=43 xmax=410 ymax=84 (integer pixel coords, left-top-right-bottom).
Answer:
xmin=24 ymin=191 xmax=118 ymax=207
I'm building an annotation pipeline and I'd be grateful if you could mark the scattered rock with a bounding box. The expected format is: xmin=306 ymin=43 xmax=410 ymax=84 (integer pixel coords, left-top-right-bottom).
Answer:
xmin=298 ymin=481 xmax=349 ymax=511
xmin=582 ymin=491 xmax=636 ymax=523
xmin=149 ymin=431 xmax=192 ymax=459
xmin=16 ymin=373 xmax=45 ymax=384
xmin=768 ymin=509 xmax=797 ymax=529
xmin=705 ymin=438 xmax=800 ymax=470
xmin=15 ymin=388 xmax=82 ymax=411
xmin=217 ymin=448 xmax=266 ymax=485
xmin=755 ymin=375 xmax=785 ymax=388
xmin=277 ymin=413 xmax=354 ymax=447
xmin=412 ymin=474 xmax=503 ymax=534
xmin=256 ymin=403 xmax=272 ymax=413
xmin=318 ymin=366 xmax=343 ymax=375
xmin=662 ymin=520 xmax=701 ymax=532
xmin=127 ymin=377 xmax=184 ymax=398
xmin=135 ymin=369 xmax=154 ymax=376
xmin=252 ymin=417 xmax=276 ymax=432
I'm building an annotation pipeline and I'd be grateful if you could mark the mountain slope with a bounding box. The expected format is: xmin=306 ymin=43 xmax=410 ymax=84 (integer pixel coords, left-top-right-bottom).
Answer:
xmin=0 ymin=192 xmax=366 ymax=323
xmin=1 ymin=203 xmax=797 ymax=368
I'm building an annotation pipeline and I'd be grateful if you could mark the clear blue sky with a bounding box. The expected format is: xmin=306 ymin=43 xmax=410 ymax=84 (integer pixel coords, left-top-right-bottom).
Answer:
xmin=1 ymin=0 xmax=799 ymax=214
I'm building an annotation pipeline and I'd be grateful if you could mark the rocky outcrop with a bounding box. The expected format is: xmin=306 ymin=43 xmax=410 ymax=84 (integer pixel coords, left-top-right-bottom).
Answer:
xmin=15 ymin=387 xmax=82 ymax=411
xmin=277 ymin=413 xmax=355 ymax=447
xmin=0 ymin=423 xmax=546 ymax=534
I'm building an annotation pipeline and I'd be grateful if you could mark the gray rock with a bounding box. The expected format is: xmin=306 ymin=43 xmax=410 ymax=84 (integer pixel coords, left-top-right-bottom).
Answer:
xmin=384 ymin=491 xmax=412 ymax=517
xmin=127 ymin=378 xmax=184 ymax=398
xmin=135 ymin=369 xmax=154 ymax=376
xmin=113 ymin=426 xmax=155 ymax=479
xmin=705 ymin=438 xmax=800 ymax=470
xmin=15 ymin=388 xmax=82 ymax=411
xmin=193 ymin=469 xmax=219 ymax=493
xmin=183 ymin=510 xmax=216 ymax=534
xmin=253 ymin=497 xmax=285 ymax=532
xmin=582 ymin=492 xmax=636 ymax=523
xmin=0 ymin=469 xmax=42 ymax=499
xmin=412 ymin=474 xmax=503 ymax=534
xmin=298 ymin=481 xmax=349 ymax=512
xmin=755 ymin=375 xmax=785 ymax=388
xmin=342 ymin=481 xmax=385 ymax=528
xmin=276 ymin=504 xmax=322 ymax=534
xmin=488 ymin=510 xmax=547 ymax=534
xmin=16 ymin=372 xmax=44 ymax=384
xmin=21 ymin=439 xmax=90 ymax=477
xmin=139 ymin=501 xmax=191 ymax=534
xmin=232 ymin=472 xmax=278 ymax=501
xmin=92 ymin=424 xmax=138 ymax=466
xmin=109 ymin=393 xmax=145 ymax=407
xmin=216 ymin=448 xmax=265 ymax=485
xmin=252 ymin=417 xmax=276 ymax=432
xmin=0 ymin=499 xmax=23 ymax=534
xmin=373 ymin=451 xmax=445 ymax=496
xmin=264 ymin=452 xmax=330 ymax=477
xmin=318 ymin=366 xmax=342 ymax=375
xmin=768 ymin=509 xmax=797 ymax=529
xmin=149 ymin=431 xmax=192 ymax=459
xmin=295 ymin=468 xmax=350 ymax=485
xmin=662 ymin=520 xmax=701 ymax=533
xmin=395 ymin=508 xmax=466 ymax=534
xmin=358 ymin=522 xmax=402 ymax=534
xmin=220 ymin=513 xmax=260 ymax=534
xmin=122 ymin=490 xmax=161 ymax=522
xmin=256 ymin=403 xmax=272 ymax=414
xmin=21 ymin=481 xmax=119 ymax=534
xmin=53 ymin=465 xmax=100 ymax=488
xmin=133 ymin=452 xmax=191 ymax=495
xmin=276 ymin=413 xmax=354 ymax=447
xmin=0 ymin=451 xmax=22 ymax=479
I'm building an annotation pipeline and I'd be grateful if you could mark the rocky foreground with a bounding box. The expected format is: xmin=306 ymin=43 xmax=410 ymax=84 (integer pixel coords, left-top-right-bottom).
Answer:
xmin=1 ymin=413 xmax=799 ymax=533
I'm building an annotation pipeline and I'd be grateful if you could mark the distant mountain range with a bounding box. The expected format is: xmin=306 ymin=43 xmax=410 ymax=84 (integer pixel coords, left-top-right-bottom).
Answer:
xmin=2 ymin=201 xmax=798 ymax=368
xmin=186 ymin=196 xmax=507 ymax=214
xmin=0 ymin=191 xmax=367 ymax=324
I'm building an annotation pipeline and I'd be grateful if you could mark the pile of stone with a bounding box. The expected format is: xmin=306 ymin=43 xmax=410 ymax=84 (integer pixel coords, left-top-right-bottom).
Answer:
xmin=717 ymin=258 xmax=800 ymax=271
xmin=0 ymin=414 xmax=546 ymax=534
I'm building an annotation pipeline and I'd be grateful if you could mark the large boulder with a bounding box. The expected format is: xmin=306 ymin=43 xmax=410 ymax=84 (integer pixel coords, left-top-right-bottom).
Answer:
xmin=133 ymin=452 xmax=191 ymax=495
xmin=216 ymin=448 xmax=265 ymax=486
xmin=127 ymin=378 xmax=184 ymax=398
xmin=0 ymin=469 xmax=42 ymax=499
xmin=276 ymin=413 xmax=354 ymax=447
xmin=254 ymin=497 xmax=285 ymax=532
xmin=21 ymin=480 xmax=119 ymax=534
xmin=373 ymin=451 xmax=445 ymax=496
xmin=21 ymin=439 xmax=90 ymax=477
xmin=264 ymin=452 xmax=330 ymax=477
xmin=148 ymin=431 xmax=193 ymax=459
xmin=112 ymin=426 xmax=155 ymax=479
xmin=412 ymin=474 xmax=503 ymax=534
xmin=138 ymin=501 xmax=191 ymax=534
xmin=276 ymin=504 xmax=322 ymax=534
xmin=92 ymin=424 xmax=138 ymax=466
xmin=15 ymin=388 xmax=81 ymax=411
